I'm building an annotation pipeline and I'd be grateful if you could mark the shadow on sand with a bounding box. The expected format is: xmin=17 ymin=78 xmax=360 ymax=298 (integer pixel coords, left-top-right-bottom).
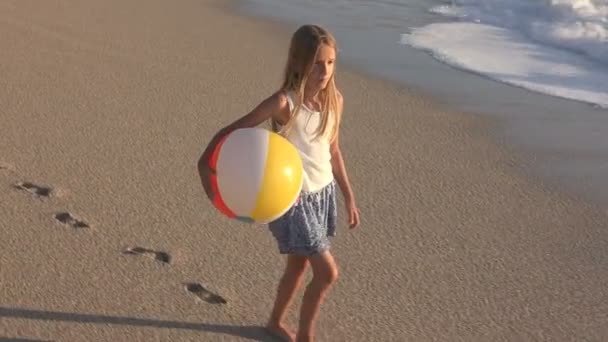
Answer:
xmin=0 ymin=338 xmax=52 ymax=342
xmin=0 ymin=306 xmax=274 ymax=341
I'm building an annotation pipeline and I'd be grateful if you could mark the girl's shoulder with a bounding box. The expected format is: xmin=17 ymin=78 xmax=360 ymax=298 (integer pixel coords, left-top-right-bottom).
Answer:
xmin=267 ymin=89 xmax=290 ymax=105
xmin=268 ymin=90 xmax=292 ymax=126
xmin=260 ymin=90 xmax=290 ymax=114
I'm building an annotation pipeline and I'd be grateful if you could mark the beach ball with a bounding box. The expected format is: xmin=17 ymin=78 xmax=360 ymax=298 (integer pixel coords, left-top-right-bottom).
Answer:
xmin=208 ymin=127 xmax=303 ymax=224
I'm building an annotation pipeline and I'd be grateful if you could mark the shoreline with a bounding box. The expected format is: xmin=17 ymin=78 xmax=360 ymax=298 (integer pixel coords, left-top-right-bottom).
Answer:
xmin=231 ymin=0 xmax=608 ymax=210
xmin=1 ymin=0 xmax=607 ymax=341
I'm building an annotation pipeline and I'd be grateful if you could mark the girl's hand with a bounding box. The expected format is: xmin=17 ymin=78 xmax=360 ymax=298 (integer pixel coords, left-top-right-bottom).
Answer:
xmin=345 ymin=198 xmax=360 ymax=229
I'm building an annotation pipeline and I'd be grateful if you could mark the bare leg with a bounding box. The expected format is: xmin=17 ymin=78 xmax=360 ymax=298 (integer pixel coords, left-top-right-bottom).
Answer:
xmin=296 ymin=251 xmax=339 ymax=342
xmin=267 ymin=254 xmax=309 ymax=341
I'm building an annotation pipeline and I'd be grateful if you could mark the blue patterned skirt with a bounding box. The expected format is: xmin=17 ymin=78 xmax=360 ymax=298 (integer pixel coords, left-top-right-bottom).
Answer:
xmin=268 ymin=181 xmax=337 ymax=256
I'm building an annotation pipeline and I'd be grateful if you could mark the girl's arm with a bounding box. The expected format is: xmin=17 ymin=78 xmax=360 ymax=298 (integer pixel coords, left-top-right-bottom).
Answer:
xmin=197 ymin=91 xmax=289 ymax=199
xmin=330 ymin=132 xmax=360 ymax=229
xmin=330 ymin=94 xmax=360 ymax=228
xmin=330 ymin=133 xmax=354 ymax=200
xmin=199 ymin=91 xmax=289 ymax=165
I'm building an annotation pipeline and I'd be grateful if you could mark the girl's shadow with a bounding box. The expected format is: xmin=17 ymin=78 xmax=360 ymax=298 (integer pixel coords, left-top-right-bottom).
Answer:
xmin=0 ymin=306 xmax=275 ymax=341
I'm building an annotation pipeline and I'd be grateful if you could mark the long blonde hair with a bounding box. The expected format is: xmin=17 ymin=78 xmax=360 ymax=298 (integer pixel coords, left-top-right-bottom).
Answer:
xmin=272 ymin=25 xmax=342 ymax=142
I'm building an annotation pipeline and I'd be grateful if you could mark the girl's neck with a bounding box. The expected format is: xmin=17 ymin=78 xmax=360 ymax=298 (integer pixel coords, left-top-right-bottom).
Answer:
xmin=303 ymin=85 xmax=322 ymax=102
xmin=302 ymin=91 xmax=322 ymax=112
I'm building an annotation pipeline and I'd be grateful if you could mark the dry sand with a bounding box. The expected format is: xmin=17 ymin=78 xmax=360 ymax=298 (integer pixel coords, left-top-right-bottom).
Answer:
xmin=1 ymin=0 xmax=607 ymax=341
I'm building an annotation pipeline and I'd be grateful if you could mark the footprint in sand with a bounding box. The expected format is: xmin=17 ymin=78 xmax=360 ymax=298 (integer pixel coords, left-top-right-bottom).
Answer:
xmin=0 ymin=161 xmax=15 ymax=172
xmin=54 ymin=212 xmax=90 ymax=229
xmin=13 ymin=181 xmax=53 ymax=198
xmin=184 ymin=282 xmax=227 ymax=304
xmin=123 ymin=246 xmax=171 ymax=264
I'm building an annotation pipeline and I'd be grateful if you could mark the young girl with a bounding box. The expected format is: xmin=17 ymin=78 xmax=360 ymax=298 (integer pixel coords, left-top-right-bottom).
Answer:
xmin=198 ymin=24 xmax=360 ymax=342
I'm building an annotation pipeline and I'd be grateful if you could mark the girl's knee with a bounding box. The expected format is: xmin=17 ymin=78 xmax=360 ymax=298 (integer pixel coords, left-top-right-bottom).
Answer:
xmin=314 ymin=263 xmax=338 ymax=287
xmin=327 ymin=265 xmax=339 ymax=284
xmin=311 ymin=274 xmax=337 ymax=294
xmin=309 ymin=251 xmax=339 ymax=287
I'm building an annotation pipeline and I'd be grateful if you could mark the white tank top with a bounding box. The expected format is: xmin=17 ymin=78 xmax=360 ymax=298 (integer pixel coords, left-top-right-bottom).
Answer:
xmin=277 ymin=91 xmax=335 ymax=193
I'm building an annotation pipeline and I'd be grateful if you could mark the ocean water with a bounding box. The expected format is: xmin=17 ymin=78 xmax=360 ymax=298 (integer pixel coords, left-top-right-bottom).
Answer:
xmin=404 ymin=0 xmax=608 ymax=108
xmin=236 ymin=0 xmax=608 ymax=206
xmin=239 ymin=0 xmax=608 ymax=107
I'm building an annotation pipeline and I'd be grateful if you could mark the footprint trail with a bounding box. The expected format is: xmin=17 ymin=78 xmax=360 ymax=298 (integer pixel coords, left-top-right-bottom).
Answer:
xmin=0 ymin=161 xmax=15 ymax=172
xmin=14 ymin=181 xmax=52 ymax=198
xmin=185 ymin=282 xmax=227 ymax=304
xmin=123 ymin=246 xmax=171 ymax=264
xmin=54 ymin=212 xmax=90 ymax=229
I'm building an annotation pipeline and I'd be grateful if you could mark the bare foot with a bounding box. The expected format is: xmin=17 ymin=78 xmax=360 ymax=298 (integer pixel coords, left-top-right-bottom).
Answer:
xmin=265 ymin=322 xmax=296 ymax=342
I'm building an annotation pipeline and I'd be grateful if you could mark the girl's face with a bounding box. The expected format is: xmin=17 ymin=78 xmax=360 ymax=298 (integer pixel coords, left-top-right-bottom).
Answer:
xmin=308 ymin=44 xmax=336 ymax=90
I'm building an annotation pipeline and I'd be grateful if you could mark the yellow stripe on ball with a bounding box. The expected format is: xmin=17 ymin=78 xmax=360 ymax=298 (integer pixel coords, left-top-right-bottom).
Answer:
xmin=250 ymin=131 xmax=303 ymax=223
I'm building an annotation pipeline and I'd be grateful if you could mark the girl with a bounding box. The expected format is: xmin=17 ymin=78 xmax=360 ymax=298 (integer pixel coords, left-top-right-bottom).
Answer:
xmin=198 ymin=24 xmax=360 ymax=342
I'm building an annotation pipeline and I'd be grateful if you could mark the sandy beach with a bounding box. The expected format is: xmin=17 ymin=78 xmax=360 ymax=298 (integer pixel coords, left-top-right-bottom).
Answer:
xmin=1 ymin=0 xmax=607 ymax=341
